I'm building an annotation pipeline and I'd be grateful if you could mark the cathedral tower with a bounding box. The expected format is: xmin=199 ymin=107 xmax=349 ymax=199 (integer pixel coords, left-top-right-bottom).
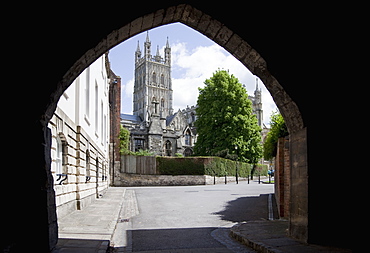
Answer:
xmin=253 ymin=78 xmax=263 ymax=127
xmin=133 ymin=32 xmax=173 ymax=122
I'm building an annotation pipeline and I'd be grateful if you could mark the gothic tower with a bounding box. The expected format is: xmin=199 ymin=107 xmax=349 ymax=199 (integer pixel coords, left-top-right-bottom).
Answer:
xmin=133 ymin=32 xmax=173 ymax=122
xmin=253 ymin=78 xmax=263 ymax=127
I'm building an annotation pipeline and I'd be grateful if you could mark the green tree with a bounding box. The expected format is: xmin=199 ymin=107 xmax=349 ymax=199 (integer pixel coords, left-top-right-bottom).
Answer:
xmin=119 ymin=125 xmax=130 ymax=155
xmin=194 ymin=70 xmax=263 ymax=164
xmin=263 ymin=111 xmax=288 ymax=160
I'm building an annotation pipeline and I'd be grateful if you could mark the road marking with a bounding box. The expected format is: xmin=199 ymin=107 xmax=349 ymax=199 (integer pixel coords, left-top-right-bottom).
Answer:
xmin=268 ymin=194 xmax=274 ymax=220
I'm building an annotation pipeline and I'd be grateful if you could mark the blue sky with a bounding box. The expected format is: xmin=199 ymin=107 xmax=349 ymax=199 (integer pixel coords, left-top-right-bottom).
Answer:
xmin=109 ymin=23 xmax=277 ymax=126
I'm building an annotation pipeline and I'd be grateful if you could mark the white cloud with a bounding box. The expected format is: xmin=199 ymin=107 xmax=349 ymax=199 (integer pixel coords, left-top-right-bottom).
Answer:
xmin=121 ymin=78 xmax=134 ymax=114
xmin=171 ymin=42 xmax=277 ymax=126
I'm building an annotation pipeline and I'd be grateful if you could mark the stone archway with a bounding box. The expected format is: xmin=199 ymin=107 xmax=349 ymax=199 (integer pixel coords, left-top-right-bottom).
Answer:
xmin=42 ymin=4 xmax=307 ymax=250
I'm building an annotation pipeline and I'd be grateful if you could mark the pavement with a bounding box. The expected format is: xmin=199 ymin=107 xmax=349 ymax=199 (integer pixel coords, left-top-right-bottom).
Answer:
xmin=52 ymin=187 xmax=126 ymax=253
xmin=230 ymin=220 xmax=352 ymax=253
xmin=52 ymin=184 xmax=352 ymax=253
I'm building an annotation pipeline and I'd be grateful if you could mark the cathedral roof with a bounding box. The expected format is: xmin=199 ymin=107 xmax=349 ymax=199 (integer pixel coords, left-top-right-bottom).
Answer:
xmin=121 ymin=113 xmax=141 ymax=122
xmin=165 ymin=113 xmax=176 ymax=126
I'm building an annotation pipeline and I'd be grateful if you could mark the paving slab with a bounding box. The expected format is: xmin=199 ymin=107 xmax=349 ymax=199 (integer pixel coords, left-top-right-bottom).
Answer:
xmin=53 ymin=187 xmax=126 ymax=253
xmin=230 ymin=220 xmax=352 ymax=253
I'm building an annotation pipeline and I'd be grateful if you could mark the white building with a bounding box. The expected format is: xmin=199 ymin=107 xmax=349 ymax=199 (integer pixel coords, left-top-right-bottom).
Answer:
xmin=48 ymin=53 xmax=111 ymax=218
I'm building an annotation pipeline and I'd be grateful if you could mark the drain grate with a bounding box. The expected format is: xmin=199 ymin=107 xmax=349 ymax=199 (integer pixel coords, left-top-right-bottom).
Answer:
xmin=118 ymin=218 xmax=130 ymax=223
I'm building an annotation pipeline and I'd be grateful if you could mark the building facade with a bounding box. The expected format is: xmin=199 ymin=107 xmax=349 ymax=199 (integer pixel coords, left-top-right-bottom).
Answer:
xmin=48 ymin=53 xmax=113 ymax=218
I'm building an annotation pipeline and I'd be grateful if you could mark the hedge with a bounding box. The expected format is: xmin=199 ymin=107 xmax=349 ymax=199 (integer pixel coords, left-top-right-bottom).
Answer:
xmin=156 ymin=157 xmax=206 ymax=175
xmin=156 ymin=156 xmax=268 ymax=177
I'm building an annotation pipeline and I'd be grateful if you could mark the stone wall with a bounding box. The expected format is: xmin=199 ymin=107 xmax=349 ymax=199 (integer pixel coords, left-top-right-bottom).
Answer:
xmin=289 ymin=128 xmax=308 ymax=242
xmin=113 ymin=173 xmax=248 ymax=187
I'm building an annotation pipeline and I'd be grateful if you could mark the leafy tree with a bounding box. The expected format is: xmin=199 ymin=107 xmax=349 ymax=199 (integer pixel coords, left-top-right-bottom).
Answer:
xmin=263 ymin=111 xmax=288 ymax=160
xmin=194 ymin=70 xmax=263 ymax=164
xmin=119 ymin=125 xmax=130 ymax=155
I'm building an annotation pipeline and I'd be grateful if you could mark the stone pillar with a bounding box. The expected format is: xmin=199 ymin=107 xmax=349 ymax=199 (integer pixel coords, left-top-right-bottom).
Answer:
xmin=275 ymin=137 xmax=285 ymax=217
xmin=289 ymin=128 xmax=308 ymax=242
xmin=43 ymin=125 xmax=59 ymax=250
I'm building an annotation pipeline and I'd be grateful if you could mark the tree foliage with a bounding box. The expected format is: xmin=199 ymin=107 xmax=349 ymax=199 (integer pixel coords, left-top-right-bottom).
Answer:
xmin=119 ymin=125 xmax=130 ymax=155
xmin=194 ymin=70 xmax=262 ymax=164
xmin=263 ymin=111 xmax=288 ymax=160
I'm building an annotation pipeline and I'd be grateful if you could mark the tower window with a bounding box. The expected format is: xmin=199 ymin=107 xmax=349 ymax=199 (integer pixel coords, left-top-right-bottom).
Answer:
xmin=161 ymin=74 xmax=164 ymax=85
xmin=152 ymin=72 xmax=156 ymax=84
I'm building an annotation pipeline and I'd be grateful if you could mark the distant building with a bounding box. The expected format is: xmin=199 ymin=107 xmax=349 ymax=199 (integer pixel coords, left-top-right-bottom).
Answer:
xmin=121 ymin=32 xmax=263 ymax=157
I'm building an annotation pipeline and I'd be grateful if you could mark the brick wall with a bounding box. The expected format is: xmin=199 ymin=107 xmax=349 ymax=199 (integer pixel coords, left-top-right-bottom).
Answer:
xmin=274 ymin=136 xmax=290 ymax=218
xmin=109 ymin=69 xmax=121 ymax=185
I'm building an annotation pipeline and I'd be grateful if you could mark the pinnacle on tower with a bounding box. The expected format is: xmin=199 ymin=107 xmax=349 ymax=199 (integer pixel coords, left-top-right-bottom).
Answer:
xmin=144 ymin=31 xmax=151 ymax=57
xmin=166 ymin=36 xmax=170 ymax=48
xmin=165 ymin=37 xmax=171 ymax=65
xmin=145 ymin=31 xmax=150 ymax=43
xmin=136 ymin=40 xmax=141 ymax=52
xmin=135 ymin=40 xmax=141 ymax=62
xmin=156 ymin=45 xmax=160 ymax=56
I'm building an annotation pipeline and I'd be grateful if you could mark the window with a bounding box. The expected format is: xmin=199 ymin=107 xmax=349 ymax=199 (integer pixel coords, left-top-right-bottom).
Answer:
xmin=55 ymin=137 xmax=63 ymax=175
xmin=165 ymin=140 xmax=172 ymax=156
xmin=101 ymin=101 xmax=104 ymax=144
xmin=85 ymin=67 xmax=90 ymax=117
xmin=134 ymin=139 xmax=145 ymax=151
xmin=152 ymin=97 xmax=158 ymax=114
xmin=55 ymin=133 xmax=68 ymax=184
xmin=161 ymin=98 xmax=164 ymax=111
xmin=185 ymin=130 xmax=191 ymax=146
xmin=95 ymin=81 xmax=99 ymax=132
xmin=86 ymin=150 xmax=91 ymax=179
xmin=161 ymin=74 xmax=164 ymax=85
xmin=152 ymin=72 xmax=156 ymax=84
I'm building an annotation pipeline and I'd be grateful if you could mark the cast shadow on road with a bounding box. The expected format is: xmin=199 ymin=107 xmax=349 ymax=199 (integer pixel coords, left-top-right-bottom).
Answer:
xmin=128 ymin=227 xmax=225 ymax=252
xmin=213 ymin=194 xmax=279 ymax=222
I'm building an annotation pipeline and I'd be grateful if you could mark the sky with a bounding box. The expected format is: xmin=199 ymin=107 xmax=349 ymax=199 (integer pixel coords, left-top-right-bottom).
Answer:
xmin=109 ymin=23 xmax=277 ymax=127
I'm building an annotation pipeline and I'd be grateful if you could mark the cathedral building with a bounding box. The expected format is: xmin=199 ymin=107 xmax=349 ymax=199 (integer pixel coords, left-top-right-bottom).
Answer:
xmin=121 ymin=32 xmax=196 ymax=156
xmin=121 ymin=32 xmax=263 ymax=157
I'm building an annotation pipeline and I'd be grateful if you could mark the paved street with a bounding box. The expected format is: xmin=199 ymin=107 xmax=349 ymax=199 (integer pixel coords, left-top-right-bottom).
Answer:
xmin=111 ymin=181 xmax=276 ymax=252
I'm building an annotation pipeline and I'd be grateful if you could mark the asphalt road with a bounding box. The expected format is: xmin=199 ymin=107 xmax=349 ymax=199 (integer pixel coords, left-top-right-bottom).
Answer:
xmin=114 ymin=181 xmax=276 ymax=252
